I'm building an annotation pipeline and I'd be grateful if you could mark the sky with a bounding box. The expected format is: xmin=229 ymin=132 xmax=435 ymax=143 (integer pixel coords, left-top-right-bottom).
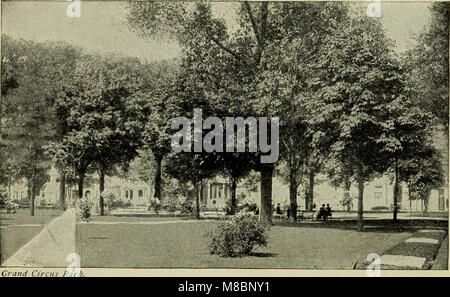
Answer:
xmin=1 ymin=1 xmax=432 ymax=61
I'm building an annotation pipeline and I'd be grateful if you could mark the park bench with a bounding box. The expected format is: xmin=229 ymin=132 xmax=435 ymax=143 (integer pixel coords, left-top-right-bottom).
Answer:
xmin=273 ymin=213 xmax=285 ymax=221
xmin=297 ymin=210 xmax=315 ymax=220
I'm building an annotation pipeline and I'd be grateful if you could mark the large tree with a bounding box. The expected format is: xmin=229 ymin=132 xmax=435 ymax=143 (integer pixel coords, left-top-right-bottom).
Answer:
xmin=309 ymin=14 xmax=403 ymax=231
xmin=139 ymin=61 xmax=182 ymax=207
xmin=1 ymin=36 xmax=80 ymax=215
xmin=127 ymin=1 xmax=349 ymax=224
xmin=165 ymin=152 xmax=218 ymax=219
xmin=399 ymin=144 xmax=445 ymax=213
xmin=405 ymin=2 xmax=449 ymax=136
xmin=381 ymin=94 xmax=436 ymax=221
xmin=50 ymin=53 xmax=145 ymax=210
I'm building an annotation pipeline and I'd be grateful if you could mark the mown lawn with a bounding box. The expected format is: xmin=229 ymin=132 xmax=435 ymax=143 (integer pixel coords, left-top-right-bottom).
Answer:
xmin=88 ymin=214 xmax=189 ymax=223
xmin=76 ymin=218 xmax=414 ymax=269
xmin=0 ymin=208 xmax=63 ymax=264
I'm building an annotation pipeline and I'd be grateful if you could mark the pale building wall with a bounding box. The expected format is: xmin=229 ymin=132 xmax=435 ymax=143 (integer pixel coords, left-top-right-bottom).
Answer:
xmin=239 ymin=174 xmax=448 ymax=212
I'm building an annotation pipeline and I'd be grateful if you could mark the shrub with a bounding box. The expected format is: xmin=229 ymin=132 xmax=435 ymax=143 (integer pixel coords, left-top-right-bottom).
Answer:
xmin=0 ymin=191 xmax=7 ymax=206
xmin=76 ymin=198 xmax=93 ymax=221
xmin=162 ymin=195 xmax=182 ymax=213
xmin=149 ymin=197 xmax=161 ymax=213
xmin=223 ymin=199 xmax=235 ymax=215
xmin=239 ymin=201 xmax=258 ymax=213
xmin=103 ymin=191 xmax=115 ymax=215
xmin=180 ymin=196 xmax=195 ymax=214
xmin=204 ymin=213 xmax=269 ymax=257
xmin=6 ymin=201 xmax=19 ymax=214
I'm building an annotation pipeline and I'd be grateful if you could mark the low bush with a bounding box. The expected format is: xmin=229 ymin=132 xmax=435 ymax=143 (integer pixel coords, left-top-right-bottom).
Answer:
xmin=180 ymin=196 xmax=195 ymax=214
xmin=6 ymin=201 xmax=19 ymax=214
xmin=223 ymin=199 xmax=236 ymax=215
xmin=149 ymin=197 xmax=162 ymax=213
xmin=161 ymin=195 xmax=182 ymax=213
xmin=0 ymin=191 xmax=7 ymax=206
xmin=100 ymin=189 xmax=131 ymax=214
xmin=204 ymin=214 xmax=269 ymax=257
xmin=239 ymin=201 xmax=258 ymax=213
xmin=76 ymin=198 xmax=93 ymax=221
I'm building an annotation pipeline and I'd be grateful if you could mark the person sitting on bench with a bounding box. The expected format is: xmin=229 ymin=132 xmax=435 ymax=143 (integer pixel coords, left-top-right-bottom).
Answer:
xmin=325 ymin=204 xmax=332 ymax=220
xmin=317 ymin=204 xmax=326 ymax=221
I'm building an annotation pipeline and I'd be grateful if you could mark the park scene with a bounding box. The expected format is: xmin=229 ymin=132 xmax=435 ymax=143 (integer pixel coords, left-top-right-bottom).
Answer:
xmin=0 ymin=1 xmax=448 ymax=270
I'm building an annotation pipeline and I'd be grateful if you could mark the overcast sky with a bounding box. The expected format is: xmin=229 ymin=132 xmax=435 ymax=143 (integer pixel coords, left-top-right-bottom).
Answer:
xmin=2 ymin=1 xmax=431 ymax=61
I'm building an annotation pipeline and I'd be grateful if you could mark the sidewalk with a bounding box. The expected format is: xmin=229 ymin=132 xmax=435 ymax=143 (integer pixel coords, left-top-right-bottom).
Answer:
xmin=432 ymin=234 xmax=448 ymax=270
xmin=2 ymin=209 xmax=76 ymax=267
xmin=354 ymin=228 xmax=448 ymax=270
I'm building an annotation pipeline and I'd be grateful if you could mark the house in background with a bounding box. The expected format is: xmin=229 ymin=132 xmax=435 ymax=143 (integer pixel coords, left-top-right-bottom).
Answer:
xmin=236 ymin=174 xmax=448 ymax=213
xmin=200 ymin=176 xmax=232 ymax=209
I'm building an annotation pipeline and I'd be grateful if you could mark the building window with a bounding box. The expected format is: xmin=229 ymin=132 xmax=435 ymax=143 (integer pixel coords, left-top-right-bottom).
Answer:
xmin=130 ymin=190 xmax=133 ymax=200
xmin=138 ymin=190 xmax=143 ymax=197
xmin=374 ymin=192 xmax=382 ymax=200
xmin=125 ymin=190 xmax=129 ymax=199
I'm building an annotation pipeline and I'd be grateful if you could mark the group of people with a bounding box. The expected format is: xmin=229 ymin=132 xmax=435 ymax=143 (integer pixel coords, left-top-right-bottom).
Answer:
xmin=275 ymin=203 xmax=333 ymax=222
xmin=317 ymin=204 xmax=332 ymax=221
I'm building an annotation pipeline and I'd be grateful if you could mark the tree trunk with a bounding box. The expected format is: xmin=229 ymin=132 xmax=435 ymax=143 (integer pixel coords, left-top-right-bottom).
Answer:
xmin=154 ymin=154 xmax=163 ymax=202
xmin=393 ymin=157 xmax=399 ymax=222
xmin=357 ymin=178 xmax=364 ymax=231
xmin=423 ymin=189 xmax=430 ymax=213
xmin=421 ymin=197 xmax=424 ymax=213
xmin=307 ymin=171 xmax=315 ymax=211
xmin=195 ymin=183 xmax=200 ymax=219
xmin=7 ymin=169 xmax=11 ymax=201
xmin=30 ymin=177 xmax=35 ymax=216
xmin=77 ymin=173 xmax=85 ymax=199
xmin=30 ymin=151 xmax=38 ymax=216
xmin=289 ymin=170 xmax=298 ymax=221
xmin=409 ymin=187 xmax=412 ymax=217
xmin=344 ymin=180 xmax=351 ymax=212
xmin=231 ymin=177 xmax=237 ymax=214
xmin=59 ymin=171 xmax=66 ymax=211
xmin=304 ymin=185 xmax=309 ymax=210
xmin=259 ymin=165 xmax=273 ymax=224
xmin=99 ymin=170 xmax=105 ymax=216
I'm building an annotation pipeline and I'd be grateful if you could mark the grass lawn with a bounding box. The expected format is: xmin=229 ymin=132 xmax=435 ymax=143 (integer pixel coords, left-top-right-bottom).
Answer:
xmin=77 ymin=217 xmax=415 ymax=269
xmin=0 ymin=208 xmax=63 ymax=265
xmin=88 ymin=215 xmax=188 ymax=223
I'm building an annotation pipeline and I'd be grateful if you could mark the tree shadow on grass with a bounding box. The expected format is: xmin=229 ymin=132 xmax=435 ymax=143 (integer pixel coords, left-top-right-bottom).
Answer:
xmin=249 ymin=252 xmax=279 ymax=258
xmin=274 ymin=219 xmax=448 ymax=234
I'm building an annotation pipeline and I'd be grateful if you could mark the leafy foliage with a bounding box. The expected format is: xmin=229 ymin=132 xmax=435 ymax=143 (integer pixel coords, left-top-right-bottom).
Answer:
xmin=404 ymin=2 xmax=449 ymax=134
xmin=204 ymin=213 xmax=269 ymax=257
xmin=76 ymin=198 xmax=94 ymax=221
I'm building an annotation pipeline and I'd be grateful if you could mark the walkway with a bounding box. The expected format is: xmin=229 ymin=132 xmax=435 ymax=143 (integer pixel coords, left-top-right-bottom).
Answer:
xmin=2 ymin=209 xmax=76 ymax=267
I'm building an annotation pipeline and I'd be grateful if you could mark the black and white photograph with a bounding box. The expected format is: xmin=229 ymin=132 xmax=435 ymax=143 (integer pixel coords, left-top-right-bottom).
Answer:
xmin=0 ymin=0 xmax=448 ymax=276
